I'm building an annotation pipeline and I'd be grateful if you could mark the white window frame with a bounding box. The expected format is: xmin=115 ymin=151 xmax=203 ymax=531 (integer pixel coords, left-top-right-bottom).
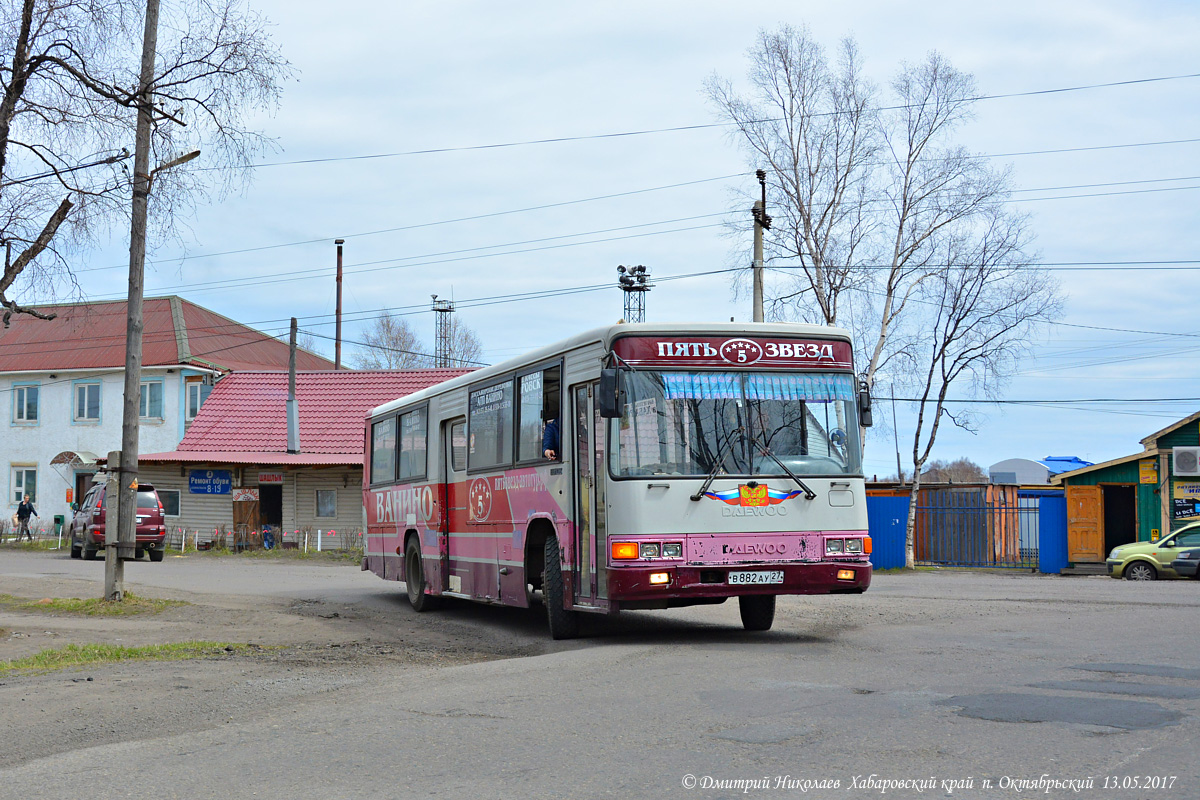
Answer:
xmin=186 ymin=382 xmax=211 ymax=421
xmin=73 ymin=381 xmax=101 ymax=423
xmin=315 ymin=489 xmax=337 ymax=518
xmin=12 ymin=383 xmax=39 ymax=424
xmin=11 ymin=465 xmax=36 ymax=505
xmin=139 ymin=379 xmax=164 ymax=420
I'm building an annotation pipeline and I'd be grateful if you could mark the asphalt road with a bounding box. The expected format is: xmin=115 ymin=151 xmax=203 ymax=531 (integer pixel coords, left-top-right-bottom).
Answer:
xmin=2 ymin=550 xmax=1199 ymax=799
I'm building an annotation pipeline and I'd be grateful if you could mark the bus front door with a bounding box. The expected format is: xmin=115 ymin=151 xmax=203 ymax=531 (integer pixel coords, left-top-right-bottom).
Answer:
xmin=572 ymin=383 xmax=606 ymax=603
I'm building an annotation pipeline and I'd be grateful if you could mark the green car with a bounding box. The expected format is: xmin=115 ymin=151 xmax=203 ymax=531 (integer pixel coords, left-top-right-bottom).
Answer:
xmin=1106 ymin=523 xmax=1200 ymax=581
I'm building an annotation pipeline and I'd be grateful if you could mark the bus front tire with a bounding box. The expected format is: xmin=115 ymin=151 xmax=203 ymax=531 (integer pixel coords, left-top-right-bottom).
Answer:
xmin=543 ymin=536 xmax=579 ymax=640
xmin=405 ymin=537 xmax=440 ymax=612
xmin=739 ymin=594 xmax=776 ymax=631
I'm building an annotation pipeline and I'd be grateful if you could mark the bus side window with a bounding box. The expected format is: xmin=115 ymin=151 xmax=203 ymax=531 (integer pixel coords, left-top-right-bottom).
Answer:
xmin=370 ymin=416 xmax=397 ymax=484
xmin=517 ymin=365 xmax=561 ymax=462
xmin=398 ymin=408 xmax=427 ymax=481
xmin=468 ymin=381 xmax=514 ymax=470
xmin=450 ymin=421 xmax=467 ymax=472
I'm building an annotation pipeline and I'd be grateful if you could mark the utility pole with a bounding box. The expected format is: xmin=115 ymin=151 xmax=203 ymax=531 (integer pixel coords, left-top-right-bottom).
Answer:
xmin=287 ymin=318 xmax=300 ymax=454
xmin=751 ymin=168 xmax=772 ymax=323
xmin=334 ymin=239 xmax=344 ymax=369
xmin=111 ymin=0 xmax=161 ymax=601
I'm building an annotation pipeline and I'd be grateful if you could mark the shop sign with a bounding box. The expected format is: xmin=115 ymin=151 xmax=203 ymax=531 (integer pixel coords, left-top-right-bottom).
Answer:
xmin=1172 ymin=481 xmax=1200 ymax=520
xmin=1139 ymin=459 xmax=1158 ymax=484
xmin=258 ymin=471 xmax=285 ymax=484
xmin=189 ymin=469 xmax=232 ymax=495
xmin=232 ymin=488 xmax=260 ymax=503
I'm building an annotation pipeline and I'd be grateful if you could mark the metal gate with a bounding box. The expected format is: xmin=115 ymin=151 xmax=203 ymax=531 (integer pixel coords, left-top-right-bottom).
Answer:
xmin=914 ymin=486 xmax=1037 ymax=569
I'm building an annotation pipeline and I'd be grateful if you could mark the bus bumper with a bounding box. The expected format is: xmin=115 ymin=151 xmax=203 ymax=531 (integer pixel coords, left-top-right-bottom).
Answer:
xmin=606 ymin=560 xmax=871 ymax=604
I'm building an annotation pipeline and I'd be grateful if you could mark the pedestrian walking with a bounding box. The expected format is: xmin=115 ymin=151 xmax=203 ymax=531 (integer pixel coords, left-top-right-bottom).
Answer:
xmin=15 ymin=494 xmax=37 ymax=542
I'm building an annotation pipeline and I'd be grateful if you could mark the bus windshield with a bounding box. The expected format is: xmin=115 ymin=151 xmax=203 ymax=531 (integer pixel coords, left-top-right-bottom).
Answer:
xmin=610 ymin=370 xmax=861 ymax=478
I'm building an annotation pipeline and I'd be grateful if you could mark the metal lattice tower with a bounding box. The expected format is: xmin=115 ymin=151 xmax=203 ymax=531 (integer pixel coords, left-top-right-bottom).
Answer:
xmin=617 ymin=264 xmax=652 ymax=323
xmin=432 ymin=295 xmax=455 ymax=367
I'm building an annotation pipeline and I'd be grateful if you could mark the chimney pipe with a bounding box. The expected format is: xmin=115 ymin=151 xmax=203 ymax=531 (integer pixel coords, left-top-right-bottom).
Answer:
xmin=287 ymin=317 xmax=300 ymax=454
xmin=334 ymin=239 xmax=344 ymax=369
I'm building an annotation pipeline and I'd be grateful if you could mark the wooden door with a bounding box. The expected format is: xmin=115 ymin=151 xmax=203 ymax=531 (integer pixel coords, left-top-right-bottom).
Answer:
xmin=1066 ymin=485 xmax=1103 ymax=562
xmin=233 ymin=499 xmax=260 ymax=549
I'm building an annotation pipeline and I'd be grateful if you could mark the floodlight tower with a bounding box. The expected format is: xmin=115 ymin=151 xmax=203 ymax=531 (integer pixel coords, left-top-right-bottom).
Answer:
xmin=432 ymin=295 xmax=455 ymax=367
xmin=616 ymin=264 xmax=653 ymax=323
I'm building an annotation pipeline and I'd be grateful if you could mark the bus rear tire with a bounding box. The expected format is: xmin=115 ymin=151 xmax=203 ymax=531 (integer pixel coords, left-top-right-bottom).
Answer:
xmin=405 ymin=537 xmax=440 ymax=612
xmin=739 ymin=595 xmax=776 ymax=631
xmin=543 ymin=536 xmax=579 ymax=640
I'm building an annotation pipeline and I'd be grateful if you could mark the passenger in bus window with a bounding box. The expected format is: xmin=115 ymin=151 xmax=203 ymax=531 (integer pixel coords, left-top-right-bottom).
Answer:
xmin=542 ymin=412 xmax=560 ymax=460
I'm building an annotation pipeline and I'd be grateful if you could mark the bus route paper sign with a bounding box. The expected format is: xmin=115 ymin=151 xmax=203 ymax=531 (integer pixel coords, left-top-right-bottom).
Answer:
xmin=189 ymin=469 xmax=232 ymax=495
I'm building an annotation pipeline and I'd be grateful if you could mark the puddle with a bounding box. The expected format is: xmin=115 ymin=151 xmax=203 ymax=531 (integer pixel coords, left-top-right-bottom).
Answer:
xmin=1029 ymin=680 xmax=1200 ymax=700
xmin=936 ymin=693 xmax=1182 ymax=730
xmin=1072 ymin=663 xmax=1200 ymax=680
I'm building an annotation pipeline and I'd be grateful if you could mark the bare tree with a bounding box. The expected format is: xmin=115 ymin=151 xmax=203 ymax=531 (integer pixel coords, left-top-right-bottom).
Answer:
xmin=920 ymin=457 xmax=988 ymax=483
xmin=900 ymin=209 xmax=1061 ymax=567
xmin=441 ymin=313 xmax=482 ymax=368
xmin=705 ymin=26 xmax=877 ymax=327
xmin=353 ymin=312 xmax=431 ymax=369
xmin=354 ymin=311 xmax=484 ymax=370
xmin=706 ymin=27 xmax=1036 ymax=427
xmin=0 ymin=0 xmax=290 ymax=321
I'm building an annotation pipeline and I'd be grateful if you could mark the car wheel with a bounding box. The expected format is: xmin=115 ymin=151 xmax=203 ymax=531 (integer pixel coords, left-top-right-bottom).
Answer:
xmin=405 ymin=536 xmax=439 ymax=612
xmin=739 ymin=594 xmax=777 ymax=631
xmin=148 ymin=549 xmax=164 ymax=562
xmin=1125 ymin=562 xmax=1157 ymax=581
xmin=82 ymin=546 xmax=98 ymax=561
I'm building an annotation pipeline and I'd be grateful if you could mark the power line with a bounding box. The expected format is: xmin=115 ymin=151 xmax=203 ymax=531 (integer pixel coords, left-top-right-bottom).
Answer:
xmin=223 ymin=72 xmax=1200 ymax=168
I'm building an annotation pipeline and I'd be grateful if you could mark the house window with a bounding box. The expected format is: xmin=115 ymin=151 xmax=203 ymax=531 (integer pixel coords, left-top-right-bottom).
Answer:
xmin=74 ymin=382 xmax=101 ymax=422
xmin=186 ymin=382 xmax=212 ymax=420
xmin=158 ymin=489 xmax=181 ymax=517
xmin=11 ymin=466 xmax=36 ymax=504
xmin=139 ymin=380 xmax=164 ymax=420
xmin=316 ymin=489 xmax=337 ymax=518
xmin=12 ymin=384 xmax=38 ymax=423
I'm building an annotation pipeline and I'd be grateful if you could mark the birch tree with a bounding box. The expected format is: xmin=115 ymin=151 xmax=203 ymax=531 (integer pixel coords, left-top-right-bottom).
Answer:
xmin=0 ymin=0 xmax=290 ymax=322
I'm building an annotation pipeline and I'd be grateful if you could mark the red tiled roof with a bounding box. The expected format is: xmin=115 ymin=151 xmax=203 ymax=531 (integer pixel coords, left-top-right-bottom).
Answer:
xmin=0 ymin=296 xmax=335 ymax=372
xmin=139 ymin=369 xmax=470 ymax=465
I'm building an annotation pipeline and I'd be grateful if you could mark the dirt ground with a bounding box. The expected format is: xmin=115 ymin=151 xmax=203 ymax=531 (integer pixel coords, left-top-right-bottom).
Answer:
xmin=0 ymin=556 xmax=552 ymax=770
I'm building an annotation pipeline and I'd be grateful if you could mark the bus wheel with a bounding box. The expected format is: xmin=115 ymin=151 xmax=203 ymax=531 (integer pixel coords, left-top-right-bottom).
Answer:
xmin=738 ymin=595 xmax=776 ymax=631
xmin=543 ymin=536 xmax=579 ymax=640
xmin=405 ymin=537 xmax=440 ymax=612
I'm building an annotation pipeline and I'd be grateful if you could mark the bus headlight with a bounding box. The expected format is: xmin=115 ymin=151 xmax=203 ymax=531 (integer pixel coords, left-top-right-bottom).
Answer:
xmin=826 ymin=538 xmax=844 ymax=554
xmin=639 ymin=542 xmax=661 ymax=559
xmin=662 ymin=542 xmax=683 ymax=558
xmin=845 ymin=538 xmax=863 ymax=554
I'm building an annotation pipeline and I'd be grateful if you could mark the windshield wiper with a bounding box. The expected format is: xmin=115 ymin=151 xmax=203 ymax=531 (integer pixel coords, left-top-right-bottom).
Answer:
xmin=751 ymin=439 xmax=816 ymax=500
xmin=689 ymin=426 xmax=745 ymax=502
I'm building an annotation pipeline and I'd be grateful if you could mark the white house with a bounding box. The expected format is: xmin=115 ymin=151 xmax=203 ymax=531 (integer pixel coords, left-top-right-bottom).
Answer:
xmin=0 ymin=296 xmax=333 ymax=528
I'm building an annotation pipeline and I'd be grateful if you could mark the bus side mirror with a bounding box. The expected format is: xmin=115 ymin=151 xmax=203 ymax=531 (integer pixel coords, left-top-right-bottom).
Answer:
xmin=598 ymin=368 xmax=622 ymax=418
xmin=858 ymin=387 xmax=873 ymax=428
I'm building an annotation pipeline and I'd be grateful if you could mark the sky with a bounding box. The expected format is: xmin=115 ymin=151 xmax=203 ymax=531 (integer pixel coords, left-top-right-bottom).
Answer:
xmin=51 ymin=0 xmax=1200 ymax=480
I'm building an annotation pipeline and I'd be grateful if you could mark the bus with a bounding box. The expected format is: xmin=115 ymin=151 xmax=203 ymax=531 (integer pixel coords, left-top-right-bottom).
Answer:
xmin=363 ymin=322 xmax=874 ymax=638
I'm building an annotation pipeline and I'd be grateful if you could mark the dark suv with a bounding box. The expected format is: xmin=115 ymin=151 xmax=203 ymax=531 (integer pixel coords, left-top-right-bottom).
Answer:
xmin=70 ymin=483 xmax=167 ymax=561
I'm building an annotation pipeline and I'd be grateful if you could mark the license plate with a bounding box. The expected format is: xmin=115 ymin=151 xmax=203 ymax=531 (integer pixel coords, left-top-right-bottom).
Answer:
xmin=727 ymin=570 xmax=784 ymax=585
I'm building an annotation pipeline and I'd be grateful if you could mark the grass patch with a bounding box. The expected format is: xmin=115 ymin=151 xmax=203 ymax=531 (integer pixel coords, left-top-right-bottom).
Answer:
xmin=0 ymin=641 xmax=256 ymax=674
xmin=0 ymin=592 xmax=188 ymax=616
xmin=176 ymin=546 xmax=362 ymax=564
xmin=0 ymin=539 xmax=61 ymax=552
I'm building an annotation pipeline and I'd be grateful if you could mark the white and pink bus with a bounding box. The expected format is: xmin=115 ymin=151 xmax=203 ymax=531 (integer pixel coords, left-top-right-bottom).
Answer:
xmin=363 ymin=322 xmax=873 ymax=638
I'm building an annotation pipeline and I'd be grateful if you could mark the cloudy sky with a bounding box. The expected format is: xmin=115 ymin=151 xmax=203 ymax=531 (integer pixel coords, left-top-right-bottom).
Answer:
xmin=66 ymin=0 xmax=1200 ymax=478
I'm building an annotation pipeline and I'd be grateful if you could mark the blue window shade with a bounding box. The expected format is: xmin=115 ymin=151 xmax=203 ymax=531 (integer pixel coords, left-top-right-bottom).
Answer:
xmin=660 ymin=372 xmax=741 ymax=400
xmin=745 ymin=373 xmax=854 ymax=402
